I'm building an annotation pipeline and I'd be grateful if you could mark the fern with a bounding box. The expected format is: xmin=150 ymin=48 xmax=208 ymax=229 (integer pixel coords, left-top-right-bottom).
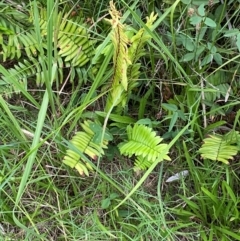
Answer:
xmin=63 ymin=120 xmax=113 ymax=176
xmin=0 ymin=56 xmax=61 ymax=97
xmin=104 ymin=1 xmax=132 ymax=111
xmin=0 ymin=6 xmax=96 ymax=97
xmin=118 ymin=124 xmax=171 ymax=171
xmin=204 ymin=71 xmax=233 ymax=103
xmin=0 ymin=5 xmax=30 ymax=61
xmin=199 ymin=131 xmax=240 ymax=164
xmin=38 ymin=9 xmax=95 ymax=67
xmin=133 ymin=156 xmax=153 ymax=171
xmin=64 ymin=122 xmax=170 ymax=175
xmin=63 ymin=3 xmax=166 ymax=174
xmin=104 ymin=1 xmax=157 ymax=112
xmin=127 ymin=12 xmax=157 ymax=81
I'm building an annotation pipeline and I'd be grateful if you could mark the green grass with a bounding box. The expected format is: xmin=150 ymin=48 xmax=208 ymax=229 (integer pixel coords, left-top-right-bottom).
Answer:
xmin=0 ymin=0 xmax=240 ymax=240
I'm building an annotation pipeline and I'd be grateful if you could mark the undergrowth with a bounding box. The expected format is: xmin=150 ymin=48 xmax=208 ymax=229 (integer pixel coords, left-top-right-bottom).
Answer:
xmin=0 ymin=0 xmax=240 ymax=240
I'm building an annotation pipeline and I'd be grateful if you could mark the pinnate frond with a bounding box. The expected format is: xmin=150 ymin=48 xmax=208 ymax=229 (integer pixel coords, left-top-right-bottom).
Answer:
xmin=63 ymin=121 xmax=112 ymax=176
xmin=119 ymin=124 xmax=170 ymax=170
xmin=199 ymin=131 xmax=240 ymax=164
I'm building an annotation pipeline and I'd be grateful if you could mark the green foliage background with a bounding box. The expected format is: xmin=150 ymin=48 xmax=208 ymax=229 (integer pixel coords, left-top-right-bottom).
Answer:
xmin=0 ymin=0 xmax=240 ymax=240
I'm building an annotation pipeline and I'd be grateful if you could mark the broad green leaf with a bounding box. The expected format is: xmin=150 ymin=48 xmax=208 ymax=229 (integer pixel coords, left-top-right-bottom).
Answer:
xmin=136 ymin=118 xmax=154 ymax=126
xmin=89 ymin=122 xmax=113 ymax=142
xmin=207 ymin=42 xmax=217 ymax=53
xmin=193 ymin=0 xmax=219 ymax=5
xmin=190 ymin=15 xmax=202 ymax=25
xmin=213 ymin=53 xmax=222 ymax=65
xmin=109 ymin=193 xmax=119 ymax=200
xmin=198 ymin=4 xmax=206 ymax=17
xmin=169 ymin=111 xmax=178 ymax=132
xmin=236 ymin=33 xmax=240 ymax=52
xmin=204 ymin=121 xmax=226 ymax=133
xmin=101 ymin=198 xmax=111 ymax=209
xmin=181 ymin=36 xmax=195 ymax=51
xmin=162 ymin=103 xmax=178 ymax=112
xmin=181 ymin=0 xmax=191 ymax=3
xmin=224 ymin=29 xmax=239 ymax=37
xmin=181 ymin=52 xmax=195 ymax=62
xmin=204 ymin=17 xmax=216 ymax=27
xmin=201 ymin=54 xmax=212 ymax=66
xmin=96 ymin=111 xmax=136 ymax=124
xmin=177 ymin=110 xmax=186 ymax=121
xmin=197 ymin=26 xmax=207 ymax=41
xmin=195 ymin=45 xmax=205 ymax=57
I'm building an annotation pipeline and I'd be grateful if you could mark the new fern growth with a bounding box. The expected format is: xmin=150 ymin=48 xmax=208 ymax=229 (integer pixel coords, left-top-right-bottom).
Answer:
xmin=104 ymin=1 xmax=132 ymax=111
xmin=104 ymin=1 xmax=157 ymax=112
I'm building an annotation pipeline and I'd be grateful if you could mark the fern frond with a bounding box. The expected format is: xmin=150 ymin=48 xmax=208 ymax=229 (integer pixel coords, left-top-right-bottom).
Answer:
xmin=119 ymin=124 xmax=170 ymax=170
xmin=128 ymin=12 xmax=157 ymax=64
xmin=63 ymin=120 xmax=112 ymax=176
xmin=105 ymin=1 xmax=131 ymax=90
xmin=204 ymin=71 xmax=233 ymax=103
xmin=0 ymin=18 xmax=22 ymax=60
xmin=104 ymin=1 xmax=132 ymax=111
xmin=127 ymin=12 xmax=157 ymax=81
xmin=38 ymin=9 xmax=95 ymax=67
xmin=18 ymin=30 xmax=39 ymax=57
xmin=133 ymin=156 xmax=152 ymax=171
xmin=0 ymin=56 xmax=64 ymax=97
xmin=199 ymin=131 xmax=240 ymax=164
xmin=103 ymin=2 xmax=158 ymax=112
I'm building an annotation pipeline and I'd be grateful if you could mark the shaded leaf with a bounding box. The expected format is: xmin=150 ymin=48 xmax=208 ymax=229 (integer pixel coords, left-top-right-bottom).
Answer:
xmin=204 ymin=17 xmax=216 ymax=27
xmin=181 ymin=52 xmax=195 ymax=62
xmin=224 ymin=29 xmax=239 ymax=37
